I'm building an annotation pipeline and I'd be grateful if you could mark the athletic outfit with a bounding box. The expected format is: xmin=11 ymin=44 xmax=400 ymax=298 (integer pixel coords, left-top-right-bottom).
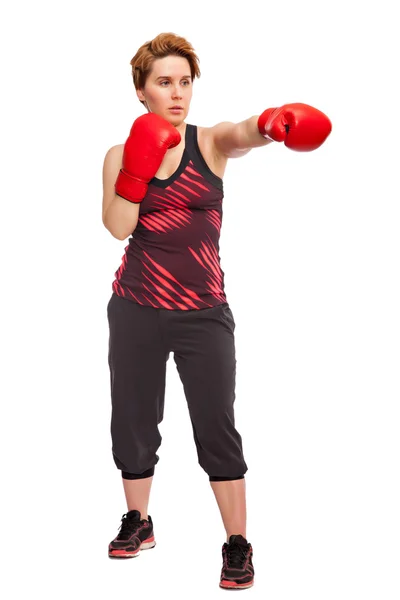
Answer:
xmin=107 ymin=123 xmax=248 ymax=482
xmin=106 ymin=99 xmax=331 ymax=589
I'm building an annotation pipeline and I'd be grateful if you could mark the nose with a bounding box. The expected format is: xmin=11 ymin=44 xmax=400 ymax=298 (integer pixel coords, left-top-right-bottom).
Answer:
xmin=171 ymin=85 xmax=183 ymax=99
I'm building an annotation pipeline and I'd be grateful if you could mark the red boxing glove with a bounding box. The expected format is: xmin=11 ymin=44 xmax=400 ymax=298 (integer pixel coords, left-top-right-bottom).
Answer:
xmin=258 ymin=103 xmax=332 ymax=151
xmin=115 ymin=113 xmax=181 ymax=203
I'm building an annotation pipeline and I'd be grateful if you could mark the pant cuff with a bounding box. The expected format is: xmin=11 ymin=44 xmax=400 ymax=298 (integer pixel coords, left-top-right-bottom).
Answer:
xmin=209 ymin=474 xmax=245 ymax=482
xmin=121 ymin=466 xmax=155 ymax=480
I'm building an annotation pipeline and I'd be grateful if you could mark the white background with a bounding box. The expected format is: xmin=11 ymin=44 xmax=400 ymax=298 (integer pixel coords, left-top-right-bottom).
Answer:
xmin=1 ymin=0 xmax=399 ymax=598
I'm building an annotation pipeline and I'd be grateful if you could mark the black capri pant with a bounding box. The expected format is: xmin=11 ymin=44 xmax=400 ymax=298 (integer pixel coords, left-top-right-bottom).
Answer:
xmin=107 ymin=293 xmax=248 ymax=482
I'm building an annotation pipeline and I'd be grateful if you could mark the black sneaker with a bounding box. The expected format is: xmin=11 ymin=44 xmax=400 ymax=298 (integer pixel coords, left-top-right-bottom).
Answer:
xmin=220 ymin=534 xmax=254 ymax=589
xmin=108 ymin=509 xmax=156 ymax=558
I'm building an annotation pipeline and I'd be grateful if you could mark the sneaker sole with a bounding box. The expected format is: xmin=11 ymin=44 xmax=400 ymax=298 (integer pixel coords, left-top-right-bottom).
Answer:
xmin=219 ymin=579 xmax=254 ymax=590
xmin=109 ymin=537 xmax=156 ymax=558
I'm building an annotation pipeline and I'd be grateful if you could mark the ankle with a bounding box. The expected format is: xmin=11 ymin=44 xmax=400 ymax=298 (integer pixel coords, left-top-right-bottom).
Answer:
xmin=127 ymin=508 xmax=149 ymax=521
xmin=226 ymin=533 xmax=247 ymax=543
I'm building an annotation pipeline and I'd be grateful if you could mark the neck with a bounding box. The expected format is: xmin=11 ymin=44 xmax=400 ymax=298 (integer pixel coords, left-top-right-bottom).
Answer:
xmin=175 ymin=121 xmax=186 ymax=137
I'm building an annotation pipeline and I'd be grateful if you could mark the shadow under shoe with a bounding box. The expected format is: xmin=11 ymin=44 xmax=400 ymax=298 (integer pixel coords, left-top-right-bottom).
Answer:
xmin=108 ymin=509 xmax=156 ymax=558
xmin=220 ymin=534 xmax=255 ymax=590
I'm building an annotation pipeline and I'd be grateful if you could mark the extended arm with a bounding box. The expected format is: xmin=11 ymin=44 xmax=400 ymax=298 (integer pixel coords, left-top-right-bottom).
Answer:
xmin=211 ymin=103 xmax=332 ymax=158
xmin=210 ymin=116 xmax=273 ymax=158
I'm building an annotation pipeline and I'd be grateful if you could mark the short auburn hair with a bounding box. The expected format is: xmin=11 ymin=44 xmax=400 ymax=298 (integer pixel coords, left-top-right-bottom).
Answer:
xmin=130 ymin=32 xmax=201 ymax=105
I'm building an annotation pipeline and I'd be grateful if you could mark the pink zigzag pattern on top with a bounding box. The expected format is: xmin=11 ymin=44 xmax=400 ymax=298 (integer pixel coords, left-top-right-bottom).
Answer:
xmin=139 ymin=209 xmax=192 ymax=233
xmin=149 ymin=191 xmax=188 ymax=208
xmin=173 ymin=180 xmax=201 ymax=197
xmin=180 ymin=172 xmax=210 ymax=191
xmin=186 ymin=163 xmax=201 ymax=176
xmin=187 ymin=233 xmax=225 ymax=301
xmin=206 ymin=209 xmax=222 ymax=232
xmin=141 ymin=251 xmax=213 ymax=308
xmin=112 ymin=244 xmax=130 ymax=295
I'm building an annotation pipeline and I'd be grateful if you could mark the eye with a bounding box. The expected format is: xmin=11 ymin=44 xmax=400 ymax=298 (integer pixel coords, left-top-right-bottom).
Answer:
xmin=160 ymin=80 xmax=190 ymax=86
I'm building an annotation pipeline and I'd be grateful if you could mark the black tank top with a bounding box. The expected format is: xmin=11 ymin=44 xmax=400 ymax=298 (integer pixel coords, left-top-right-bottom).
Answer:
xmin=111 ymin=123 xmax=227 ymax=310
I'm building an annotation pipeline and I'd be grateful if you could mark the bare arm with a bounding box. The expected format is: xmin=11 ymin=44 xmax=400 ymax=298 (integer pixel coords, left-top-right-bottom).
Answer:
xmin=102 ymin=145 xmax=140 ymax=240
xmin=209 ymin=116 xmax=274 ymax=158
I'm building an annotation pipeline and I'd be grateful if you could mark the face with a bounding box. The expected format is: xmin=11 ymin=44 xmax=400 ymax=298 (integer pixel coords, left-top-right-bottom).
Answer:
xmin=137 ymin=55 xmax=193 ymax=125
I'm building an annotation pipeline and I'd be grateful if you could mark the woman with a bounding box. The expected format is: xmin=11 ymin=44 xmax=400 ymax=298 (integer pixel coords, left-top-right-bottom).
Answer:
xmin=102 ymin=32 xmax=331 ymax=590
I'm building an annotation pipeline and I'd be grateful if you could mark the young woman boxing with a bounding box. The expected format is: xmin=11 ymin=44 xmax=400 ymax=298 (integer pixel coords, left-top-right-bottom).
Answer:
xmin=102 ymin=32 xmax=331 ymax=590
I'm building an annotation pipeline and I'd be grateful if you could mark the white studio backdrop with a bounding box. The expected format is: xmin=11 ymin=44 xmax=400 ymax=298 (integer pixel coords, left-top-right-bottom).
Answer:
xmin=0 ymin=1 xmax=399 ymax=599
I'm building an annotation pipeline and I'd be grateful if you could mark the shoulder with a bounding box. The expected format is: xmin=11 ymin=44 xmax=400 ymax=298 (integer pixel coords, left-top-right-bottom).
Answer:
xmin=197 ymin=123 xmax=229 ymax=151
xmin=102 ymin=145 xmax=124 ymax=181
xmin=102 ymin=144 xmax=124 ymax=192
xmin=197 ymin=124 xmax=231 ymax=162
xmin=195 ymin=125 xmax=229 ymax=179
xmin=103 ymin=144 xmax=124 ymax=164
xmin=197 ymin=122 xmax=250 ymax=159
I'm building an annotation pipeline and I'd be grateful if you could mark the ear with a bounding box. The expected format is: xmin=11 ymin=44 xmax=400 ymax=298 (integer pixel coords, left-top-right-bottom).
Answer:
xmin=136 ymin=88 xmax=145 ymax=103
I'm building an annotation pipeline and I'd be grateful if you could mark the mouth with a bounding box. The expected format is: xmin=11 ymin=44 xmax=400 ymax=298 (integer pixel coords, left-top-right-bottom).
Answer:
xmin=169 ymin=106 xmax=183 ymax=111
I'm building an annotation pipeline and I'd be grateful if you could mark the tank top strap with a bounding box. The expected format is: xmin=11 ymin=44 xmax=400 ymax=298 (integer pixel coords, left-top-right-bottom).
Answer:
xmin=185 ymin=124 xmax=223 ymax=191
